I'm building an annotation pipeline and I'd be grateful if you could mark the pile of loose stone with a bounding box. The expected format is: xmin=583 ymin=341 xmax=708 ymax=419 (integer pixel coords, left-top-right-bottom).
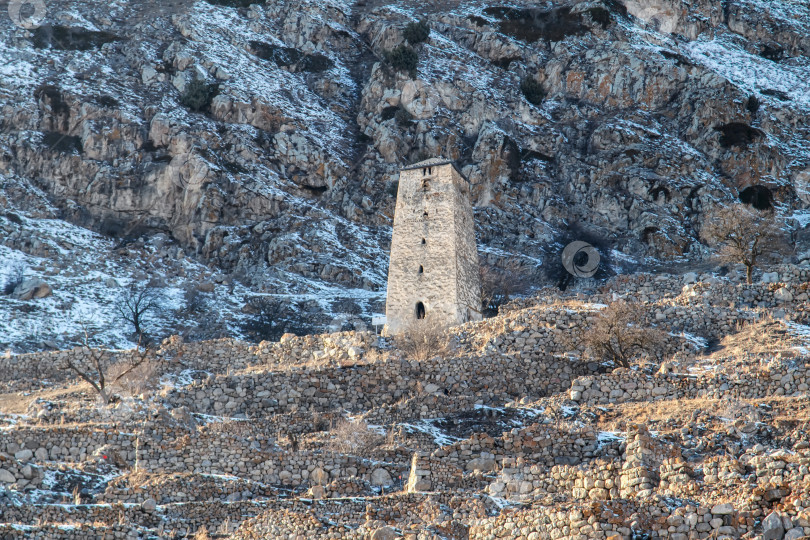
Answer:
xmin=2 ymin=267 xmax=810 ymax=538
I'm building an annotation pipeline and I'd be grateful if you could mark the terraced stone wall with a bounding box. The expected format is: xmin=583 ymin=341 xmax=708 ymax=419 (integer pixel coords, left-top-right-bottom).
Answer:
xmin=571 ymin=357 xmax=810 ymax=405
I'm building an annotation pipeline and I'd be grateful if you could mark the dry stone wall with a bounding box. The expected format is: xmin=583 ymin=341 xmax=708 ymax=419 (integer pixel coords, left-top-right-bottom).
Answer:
xmin=1 ymin=424 xmax=406 ymax=491
xmin=467 ymin=497 xmax=761 ymax=539
xmin=571 ymin=357 xmax=810 ymax=406
xmin=163 ymin=350 xmax=594 ymax=419
xmin=0 ymin=332 xmax=377 ymax=392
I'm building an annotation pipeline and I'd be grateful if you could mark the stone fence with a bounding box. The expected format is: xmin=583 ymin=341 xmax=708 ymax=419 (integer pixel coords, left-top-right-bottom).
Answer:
xmin=162 ymin=348 xmax=594 ymax=419
xmin=0 ymin=331 xmax=376 ymax=392
xmin=467 ymin=496 xmax=764 ymax=539
xmin=0 ymin=422 xmax=407 ymax=491
xmin=571 ymin=356 xmax=810 ymax=406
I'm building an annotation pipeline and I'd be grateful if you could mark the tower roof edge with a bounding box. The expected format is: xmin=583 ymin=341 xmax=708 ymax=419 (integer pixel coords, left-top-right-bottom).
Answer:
xmin=401 ymin=157 xmax=454 ymax=171
xmin=400 ymin=158 xmax=469 ymax=183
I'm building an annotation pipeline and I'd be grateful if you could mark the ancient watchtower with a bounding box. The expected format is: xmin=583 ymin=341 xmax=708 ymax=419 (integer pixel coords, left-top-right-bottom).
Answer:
xmin=384 ymin=158 xmax=482 ymax=334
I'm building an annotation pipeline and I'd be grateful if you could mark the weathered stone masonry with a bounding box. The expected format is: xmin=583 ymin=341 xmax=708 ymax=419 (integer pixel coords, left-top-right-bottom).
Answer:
xmin=385 ymin=158 xmax=482 ymax=334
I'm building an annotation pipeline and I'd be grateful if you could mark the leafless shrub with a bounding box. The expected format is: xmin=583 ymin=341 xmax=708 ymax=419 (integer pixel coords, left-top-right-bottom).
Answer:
xmin=394 ymin=318 xmax=449 ymax=361
xmin=326 ymin=418 xmax=384 ymax=455
xmin=63 ymin=328 xmax=155 ymax=405
xmin=583 ymin=300 xmax=666 ymax=369
xmin=2 ymin=262 xmax=26 ymax=296
xmin=106 ymin=356 xmax=158 ymax=399
xmin=479 ymin=257 xmax=533 ymax=316
xmin=701 ymin=203 xmax=786 ymax=284
xmin=192 ymin=527 xmax=211 ymax=540
xmin=116 ymin=283 xmax=161 ymax=341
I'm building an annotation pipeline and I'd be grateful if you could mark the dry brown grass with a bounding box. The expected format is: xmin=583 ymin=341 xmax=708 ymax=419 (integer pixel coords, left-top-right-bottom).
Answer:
xmin=0 ymin=383 xmax=92 ymax=415
xmin=713 ymin=316 xmax=804 ymax=358
xmin=589 ymin=395 xmax=810 ymax=433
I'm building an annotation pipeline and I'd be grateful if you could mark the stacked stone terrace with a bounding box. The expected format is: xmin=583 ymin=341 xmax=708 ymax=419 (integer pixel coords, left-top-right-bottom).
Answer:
xmin=2 ymin=265 xmax=810 ymax=538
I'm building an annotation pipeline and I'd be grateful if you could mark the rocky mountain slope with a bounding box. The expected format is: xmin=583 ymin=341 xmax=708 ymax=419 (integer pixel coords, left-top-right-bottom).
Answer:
xmin=2 ymin=0 xmax=810 ymax=349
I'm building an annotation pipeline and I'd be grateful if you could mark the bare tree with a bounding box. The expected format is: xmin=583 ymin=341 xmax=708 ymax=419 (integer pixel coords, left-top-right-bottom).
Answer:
xmin=701 ymin=203 xmax=785 ymax=284
xmin=116 ymin=283 xmax=160 ymax=340
xmin=583 ymin=300 xmax=665 ymax=369
xmin=63 ymin=328 xmax=154 ymax=405
xmin=479 ymin=257 xmax=533 ymax=316
xmin=394 ymin=318 xmax=449 ymax=361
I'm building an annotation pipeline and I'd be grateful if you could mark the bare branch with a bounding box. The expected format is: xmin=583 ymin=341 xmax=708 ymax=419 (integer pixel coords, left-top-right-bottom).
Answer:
xmin=479 ymin=256 xmax=533 ymax=316
xmin=701 ymin=203 xmax=785 ymax=284
xmin=116 ymin=283 xmax=161 ymax=341
xmin=110 ymin=335 xmax=152 ymax=386
xmin=62 ymin=325 xmax=157 ymax=405
xmin=394 ymin=318 xmax=450 ymax=361
xmin=583 ymin=300 xmax=666 ymax=369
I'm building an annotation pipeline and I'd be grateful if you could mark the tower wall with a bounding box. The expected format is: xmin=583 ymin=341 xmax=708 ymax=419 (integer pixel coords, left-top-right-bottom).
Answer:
xmin=385 ymin=162 xmax=482 ymax=335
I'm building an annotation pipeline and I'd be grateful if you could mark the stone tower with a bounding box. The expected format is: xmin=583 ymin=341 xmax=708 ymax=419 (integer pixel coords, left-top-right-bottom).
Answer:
xmin=384 ymin=158 xmax=482 ymax=334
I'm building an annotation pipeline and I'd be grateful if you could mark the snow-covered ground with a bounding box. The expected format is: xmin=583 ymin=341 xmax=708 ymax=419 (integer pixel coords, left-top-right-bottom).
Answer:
xmin=683 ymin=36 xmax=810 ymax=112
xmin=0 ymin=177 xmax=386 ymax=352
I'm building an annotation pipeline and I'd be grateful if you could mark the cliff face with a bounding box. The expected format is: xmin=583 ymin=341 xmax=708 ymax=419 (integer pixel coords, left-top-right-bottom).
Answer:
xmin=1 ymin=0 xmax=809 ymax=347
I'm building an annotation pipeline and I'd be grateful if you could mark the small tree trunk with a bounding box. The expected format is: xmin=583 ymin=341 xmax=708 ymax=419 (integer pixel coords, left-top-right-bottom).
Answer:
xmin=746 ymin=264 xmax=753 ymax=284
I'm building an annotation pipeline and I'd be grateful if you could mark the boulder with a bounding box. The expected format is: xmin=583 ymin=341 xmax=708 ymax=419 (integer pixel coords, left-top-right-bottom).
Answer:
xmin=141 ymin=498 xmax=157 ymax=513
xmin=371 ymin=468 xmax=393 ymax=486
xmin=370 ymin=526 xmax=399 ymax=540
xmin=12 ymin=279 xmax=52 ymax=300
xmin=761 ymin=272 xmax=780 ymax=283
xmin=14 ymin=449 xmax=33 ymax=462
xmin=0 ymin=469 xmax=15 ymax=483
xmin=774 ymin=287 xmax=794 ymax=302
xmin=784 ymin=528 xmax=805 ymax=540
xmin=762 ymin=511 xmax=785 ymax=540
xmin=711 ymin=503 xmax=734 ymax=515
xmin=466 ymin=457 xmax=497 ymax=472
xmin=197 ymin=281 xmax=215 ymax=293
xmin=310 ymin=467 xmax=329 ymax=485
xmin=141 ymin=65 xmax=157 ymax=84
xmin=308 ymin=485 xmax=326 ymax=499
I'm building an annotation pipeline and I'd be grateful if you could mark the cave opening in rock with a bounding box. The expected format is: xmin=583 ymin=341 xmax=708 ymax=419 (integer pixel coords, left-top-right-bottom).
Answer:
xmin=739 ymin=185 xmax=773 ymax=211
